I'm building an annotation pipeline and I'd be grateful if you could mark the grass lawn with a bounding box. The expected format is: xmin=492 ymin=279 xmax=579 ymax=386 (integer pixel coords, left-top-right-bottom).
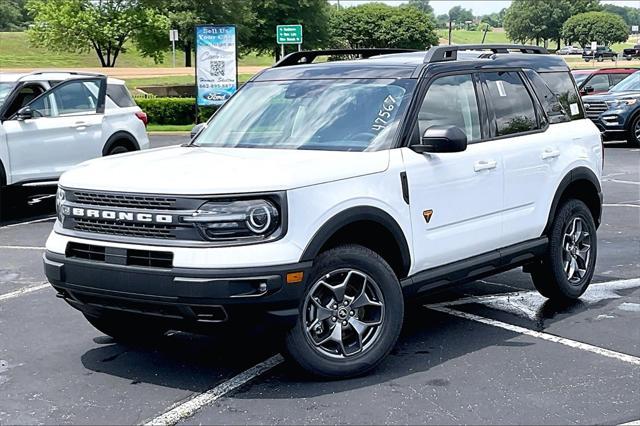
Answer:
xmin=124 ymin=73 xmax=254 ymax=90
xmin=0 ymin=31 xmax=273 ymax=69
xmin=147 ymin=124 xmax=193 ymax=132
xmin=435 ymin=29 xmax=634 ymax=52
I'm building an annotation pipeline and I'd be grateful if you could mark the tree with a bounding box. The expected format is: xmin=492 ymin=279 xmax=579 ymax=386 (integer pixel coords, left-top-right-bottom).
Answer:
xmin=448 ymin=6 xmax=473 ymax=25
xmin=563 ymin=11 xmax=629 ymax=48
xmin=26 ymin=0 xmax=170 ymax=67
xmin=504 ymin=0 xmax=600 ymax=48
xmin=435 ymin=14 xmax=450 ymax=29
xmin=140 ymin=0 xmax=253 ymax=67
xmin=406 ymin=0 xmax=433 ymax=16
xmin=0 ymin=0 xmax=29 ymax=31
xmin=247 ymin=0 xmax=330 ymax=60
xmin=329 ymin=3 xmax=438 ymax=50
xmin=481 ymin=8 xmax=507 ymax=28
xmin=602 ymin=4 xmax=640 ymax=28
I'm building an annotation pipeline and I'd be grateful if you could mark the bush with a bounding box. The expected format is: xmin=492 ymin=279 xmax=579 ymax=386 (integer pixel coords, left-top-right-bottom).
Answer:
xmin=562 ymin=12 xmax=629 ymax=48
xmin=135 ymin=97 xmax=218 ymax=125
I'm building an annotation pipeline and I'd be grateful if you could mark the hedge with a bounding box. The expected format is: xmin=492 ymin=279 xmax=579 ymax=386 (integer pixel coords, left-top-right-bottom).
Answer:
xmin=135 ymin=97 xmax=219 ymax=125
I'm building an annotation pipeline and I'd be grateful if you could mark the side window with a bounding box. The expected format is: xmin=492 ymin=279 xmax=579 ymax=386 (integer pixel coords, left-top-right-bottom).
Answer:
xmin=55 ymin=81 xmax=98 ymax=115
xmin=417 ymin=74 xmax=481 ymax=143
xmin=525 ymin=70 xmax=568 ymax=124
xmin=585 ymin=74 xmax=610 ymax=91
xmin=106 ymin=84 xmax=136 ymax=107
xmin=481 ymin=72 xmax=538 ymax=137
xmin=609 ymin=73 xmax=628 ymax=86
xmin=538 ymin=71 xmax=585 ymax=120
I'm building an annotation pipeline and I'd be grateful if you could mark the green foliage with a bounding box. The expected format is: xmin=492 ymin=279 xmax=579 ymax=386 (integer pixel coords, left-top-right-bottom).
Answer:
xmin=0 ymin=0 xmax=29 ymax=31
xmin=447 ymin=6 xmax=473 ymax=24
xmin=329 ymin=3 xmax=438 ymax=50
xmin=480 ymin=8 xmax=507 ymax=28
xmin=602 ymin=4 xmax=640 ymax=27
xmin=247 ymin=0 xmax=330 ymax=57
xmin=504 ymin=0 xmax=600 ymax=46
xmin=135 ymin=97 xmax=218 ymax=124
xmin=435 ymin=14 xmax=450 ymax=29
xmin=26 ymin=0 xmax=170 ymax=67
xmin=406 ymin=0 xmax=433 ymax=16
xmin=563 ymin=11 xmax=630 ymax=47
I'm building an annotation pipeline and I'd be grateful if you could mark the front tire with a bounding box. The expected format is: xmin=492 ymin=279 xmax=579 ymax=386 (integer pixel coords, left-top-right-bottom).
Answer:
xmin=627 ymin=114 xmax=640 ymax=148
xmin=285 ymin=245 xmax=404 ymax=379
xmin=531 ymin=200 xmax=597 ymax=301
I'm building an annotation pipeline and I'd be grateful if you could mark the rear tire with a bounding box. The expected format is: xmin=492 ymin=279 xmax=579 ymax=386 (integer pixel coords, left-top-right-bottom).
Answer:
xmin=531 ymin=200 xmax=597 ymax=301
xmin=284 ymin=245 xmax=404 ymax=379
xmin=596 ymin=55 xmax=604 ymax=62
xmin=84 ymin=313 xmax=168 ymax=343
xmin=627 ymin=114 xmax=640 ymax=148
xmin=106 ymin=144 xmax=130 ymax=156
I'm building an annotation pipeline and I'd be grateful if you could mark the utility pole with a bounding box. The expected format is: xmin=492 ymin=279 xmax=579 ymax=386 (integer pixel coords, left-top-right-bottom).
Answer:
xmin=448 ymin=18 xmax=453 ymax=45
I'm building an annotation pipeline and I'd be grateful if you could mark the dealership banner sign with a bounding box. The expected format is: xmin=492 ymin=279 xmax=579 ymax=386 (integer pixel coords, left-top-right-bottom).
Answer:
xmin=195 ymin=25 xmax=238 ymax=106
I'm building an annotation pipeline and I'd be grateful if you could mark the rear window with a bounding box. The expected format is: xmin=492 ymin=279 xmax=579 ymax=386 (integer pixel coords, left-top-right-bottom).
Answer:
xmin=530 ymin=71 xmax=584 ymax=122
xmin=106 ymin=84 xmax=136 ymax=107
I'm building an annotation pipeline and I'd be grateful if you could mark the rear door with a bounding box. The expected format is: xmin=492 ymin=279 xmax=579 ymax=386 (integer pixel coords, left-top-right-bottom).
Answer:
xmin=2 ymin=77 xmax=106 ymax=183
xmin=402 ymin=73 xmax=504 ymax=271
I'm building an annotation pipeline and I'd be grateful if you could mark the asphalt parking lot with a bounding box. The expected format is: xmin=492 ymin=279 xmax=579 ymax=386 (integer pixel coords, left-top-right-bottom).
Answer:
xmin=1 ymin=135 xmax=638 ymax=425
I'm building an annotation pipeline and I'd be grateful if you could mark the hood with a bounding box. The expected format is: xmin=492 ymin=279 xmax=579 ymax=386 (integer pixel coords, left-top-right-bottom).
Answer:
xmin=59 ymin=146 xmax=390 ymax=195
xmin=583 ymin=90 xmax=640 ymax=102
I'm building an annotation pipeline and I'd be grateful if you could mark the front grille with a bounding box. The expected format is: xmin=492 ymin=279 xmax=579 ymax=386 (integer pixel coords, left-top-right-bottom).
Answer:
xmin=74 ymin=218 xmax=176 ymax=239
xmin=127 ymin=249 xmax=173 ymax=268
xmin=73 ymin=191 xmax=177 ymax=210
xmin=585 ymin=101 xmax=608 ymax=120
xmin=66 ymin=242 xmax=106 ymax=262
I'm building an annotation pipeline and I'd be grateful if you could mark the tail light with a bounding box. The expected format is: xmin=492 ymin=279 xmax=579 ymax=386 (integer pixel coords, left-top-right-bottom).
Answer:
xmin=135 ymin=111 xmax=148 ymax=127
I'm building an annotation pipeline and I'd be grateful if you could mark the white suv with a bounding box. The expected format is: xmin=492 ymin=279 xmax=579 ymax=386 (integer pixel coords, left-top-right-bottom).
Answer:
xmin=43 ymin=46 xmax=603 ymax=378
xmin=0 ymin=71 xmax=149 ymax=214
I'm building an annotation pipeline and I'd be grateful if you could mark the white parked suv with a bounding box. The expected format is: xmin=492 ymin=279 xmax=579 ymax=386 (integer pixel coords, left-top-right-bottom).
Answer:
xmin=0 ymin=71 xmax=149 ymax=215
xmin=44 ymin=46 xmax=603 ymax=378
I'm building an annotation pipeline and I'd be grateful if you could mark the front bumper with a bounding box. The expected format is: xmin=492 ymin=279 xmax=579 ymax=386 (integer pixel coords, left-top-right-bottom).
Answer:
xmin=589 ymin=111 xmax=630 ymax=139
xmin=44 ymin=251 xmax=311 ymax=330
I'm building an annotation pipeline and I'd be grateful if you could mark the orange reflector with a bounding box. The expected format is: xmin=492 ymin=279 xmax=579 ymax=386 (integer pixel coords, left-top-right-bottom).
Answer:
xmin=286 ymin=271 xmax=304 ymax=284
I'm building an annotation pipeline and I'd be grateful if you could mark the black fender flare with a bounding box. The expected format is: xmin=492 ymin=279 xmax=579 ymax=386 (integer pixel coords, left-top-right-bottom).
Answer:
xmin=544 ymin=166 xmax=603 ymax=234
xmin=0 ymin=158 xmax=6 ymax=187
xmin=299 ymin=206 xmax=412 ymax=275
xmin=102 ymin=131 xmax=140 ymax=156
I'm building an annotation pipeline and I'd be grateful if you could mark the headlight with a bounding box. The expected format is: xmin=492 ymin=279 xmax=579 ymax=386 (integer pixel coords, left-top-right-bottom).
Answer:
xmin=55 ymin=187 xmax=65 ymax=222
xmin=606 ymin=98 xmax=638 ymax=109
xmin=182 ymin=199 xmax=280 ymax=241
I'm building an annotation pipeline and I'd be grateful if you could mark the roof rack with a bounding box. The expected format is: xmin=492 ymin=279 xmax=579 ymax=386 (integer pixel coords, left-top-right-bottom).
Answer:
xmin=16 ymin=70 xmax=106 ymax=82
xmin=273 ymin=48 xmax=419 ymax=67
xmin=424 ymin=44 xmax=548 ymax=63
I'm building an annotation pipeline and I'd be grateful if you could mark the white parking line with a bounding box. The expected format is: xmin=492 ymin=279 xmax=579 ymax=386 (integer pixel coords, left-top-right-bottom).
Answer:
xmin=604 ymin=203 xmax=640 ymax=208
xmin=0 ymin=216 xmax=56 ymax=229
xmin=606 ymin=179 xmax=640 ymax=186
xmin=143 ymin=354 xmax=284 ymax=426
xmin=620 ymin=420 xmax=640 ymax=425
xmin=427 ymin=306 xmax=640 ymax=366
xmin=0 ymin=283 xmax=50 ymax=301
xmin=0 ymin=245 xmax=45 ymax=250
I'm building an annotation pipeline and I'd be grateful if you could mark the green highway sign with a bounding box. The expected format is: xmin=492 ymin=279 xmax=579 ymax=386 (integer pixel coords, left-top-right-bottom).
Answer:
xmin=277 ymin=24 xmax=303 ymax=45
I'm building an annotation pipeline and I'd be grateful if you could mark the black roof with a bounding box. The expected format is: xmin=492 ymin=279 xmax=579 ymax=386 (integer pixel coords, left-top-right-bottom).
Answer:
xmin=253 ymin=45 xmax=569 ymax=81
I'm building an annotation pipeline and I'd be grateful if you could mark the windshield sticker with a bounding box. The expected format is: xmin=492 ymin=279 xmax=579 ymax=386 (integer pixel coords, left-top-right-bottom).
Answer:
xmin=372 ymin=94 xmax=398 ymax=132
xmin=570 ymin=103 xmax=579 ymax=116
xmin=496 ymin=80 xmax=507 ymax=97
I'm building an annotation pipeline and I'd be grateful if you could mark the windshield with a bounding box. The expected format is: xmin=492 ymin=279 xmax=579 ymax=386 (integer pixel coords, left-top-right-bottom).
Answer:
xmin=194 ymin=79 xmax=416 ymax=152
xmin=571 ymin=72 xmax=589 ymax=85
xmin=0 ymin=82 xmax=16 ymax=107
xmin=611 ymin=71 xmax=640 ymax=92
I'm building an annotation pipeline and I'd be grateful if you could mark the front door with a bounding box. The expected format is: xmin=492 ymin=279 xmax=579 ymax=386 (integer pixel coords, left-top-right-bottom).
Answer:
xmin=402 ymin=73 xmax=504 ymax=273
xmin=3 ymin=77 xmax=106 ymax=184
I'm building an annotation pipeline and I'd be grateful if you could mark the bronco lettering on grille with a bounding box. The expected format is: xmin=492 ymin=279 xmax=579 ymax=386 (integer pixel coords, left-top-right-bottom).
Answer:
xmin=70 ymin=207 xmax=173 ymax=224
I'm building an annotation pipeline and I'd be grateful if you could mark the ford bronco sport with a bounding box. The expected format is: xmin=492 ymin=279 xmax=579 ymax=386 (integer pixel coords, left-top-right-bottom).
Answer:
xmin=44 ymin=45 xmax=603 ymax=378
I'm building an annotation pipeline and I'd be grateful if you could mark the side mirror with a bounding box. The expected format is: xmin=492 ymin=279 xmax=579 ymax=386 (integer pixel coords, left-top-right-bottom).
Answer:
xmin=584 ymin=86 xmax=595 ymax=94
xmin=190 ymin=123 xmax=207 ymax=140
xmin=15 ymin=106 xmax=33 ymax=120
xmin=411 ymin=125 xmax=467 ymax=154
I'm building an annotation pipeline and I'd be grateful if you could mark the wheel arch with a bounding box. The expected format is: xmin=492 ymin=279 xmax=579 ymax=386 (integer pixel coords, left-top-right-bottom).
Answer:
xmin=300 ymin=206 xmax=412 ymax=279
xmin=0 ymin=158 xmax=6 ymax=186
xmin=544 ymin=167 xmax=602 ymax=234
xmin=102 ymin=131 xmax=140 ymax=156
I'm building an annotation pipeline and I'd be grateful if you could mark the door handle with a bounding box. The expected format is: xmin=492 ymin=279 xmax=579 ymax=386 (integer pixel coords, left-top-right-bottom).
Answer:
xmin=541 ymin=148 xmax=561 ymax=160
xmin=73 ymin=121 xmax=88 ymax=131
xmin=474 ymin=160 xmax=497 ymax=172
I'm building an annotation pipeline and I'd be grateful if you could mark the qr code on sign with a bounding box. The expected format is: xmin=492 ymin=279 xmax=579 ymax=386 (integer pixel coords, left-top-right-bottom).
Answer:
xmin=210 ymin=60 xmax=225 ymax=77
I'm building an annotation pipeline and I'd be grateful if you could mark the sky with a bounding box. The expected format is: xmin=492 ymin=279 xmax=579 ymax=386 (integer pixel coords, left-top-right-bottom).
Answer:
xmin=327 ymin=0 xmax=640 ymax=17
